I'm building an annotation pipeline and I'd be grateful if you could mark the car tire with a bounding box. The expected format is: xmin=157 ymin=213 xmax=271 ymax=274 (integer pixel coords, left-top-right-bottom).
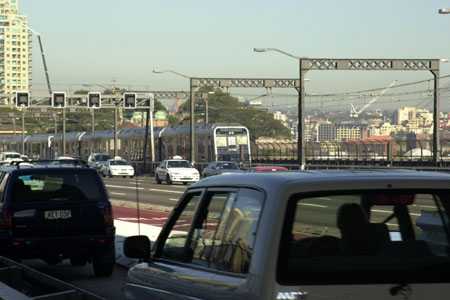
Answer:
xmin=155 ymin=174 xmax=161 ymax=184
xmin=166 ymin=175 xmax=172 ymax=185
xmin=108 ymin=171 xmax=113 ymax=178
xmin=70 ymin=256 xmax=87 ymax=267
xmin=183 ymin=182 xmax=188 ymax=185
xmin=92 ymin=247 xmax=115 ymax=277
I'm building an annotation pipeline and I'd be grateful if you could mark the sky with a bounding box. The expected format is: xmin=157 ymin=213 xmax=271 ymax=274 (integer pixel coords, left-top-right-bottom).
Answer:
xmin=21 ymin=0 xmax=450 ymax=97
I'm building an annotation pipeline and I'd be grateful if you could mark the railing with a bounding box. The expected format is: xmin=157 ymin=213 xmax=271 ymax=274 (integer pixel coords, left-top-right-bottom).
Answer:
xmin=251 ymin=139 xmax=450 ymax=163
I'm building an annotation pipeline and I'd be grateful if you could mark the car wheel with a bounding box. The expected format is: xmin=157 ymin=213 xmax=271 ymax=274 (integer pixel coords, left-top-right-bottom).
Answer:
xmin=183 ymin=182 xmax=188 ymax=185
xmin=70 ymin=256 xmax=87 ymax=267
xmin=166 ymin=175 xmax=172 ymax=185
xmin=155 ymin=174 xmax=161 ymax=184
xmin=44 ymin=256 xmax=60 ymax=266
xmin=92 ymin=247 xmax=115 ymax=277
xmin=108 ymin=171 xmax=113 ymax=178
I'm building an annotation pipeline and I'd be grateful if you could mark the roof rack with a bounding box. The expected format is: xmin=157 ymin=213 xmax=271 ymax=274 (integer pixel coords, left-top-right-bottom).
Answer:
xmin=28 ymin=159 xmax=89 ymax=168
xmin=9 ymin=161 xmax=35 ymax=169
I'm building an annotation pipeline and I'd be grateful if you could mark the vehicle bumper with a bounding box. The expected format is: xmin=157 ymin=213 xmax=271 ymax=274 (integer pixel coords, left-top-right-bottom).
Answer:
xmin=170 ymin=176 xmax=199 ymax=182
xmin=1 ymin=233 xmax=115 ymax=258
xmin=111 ymin=170 xmax=135 ymax=176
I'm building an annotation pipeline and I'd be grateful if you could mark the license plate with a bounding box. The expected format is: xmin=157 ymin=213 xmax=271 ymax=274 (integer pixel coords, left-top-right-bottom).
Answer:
xmin=44 ymin=210 xmax=72 ymax=220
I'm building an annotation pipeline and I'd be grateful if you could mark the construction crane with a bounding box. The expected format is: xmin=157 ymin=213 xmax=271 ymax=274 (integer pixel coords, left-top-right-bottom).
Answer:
xmin=28 ymin=27 xmax=52 ymax=95
xmin=350 ymin=80 xmax=397 ymax=118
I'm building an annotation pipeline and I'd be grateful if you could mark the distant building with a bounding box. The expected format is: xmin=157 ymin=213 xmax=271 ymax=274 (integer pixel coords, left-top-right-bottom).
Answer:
xmin=336 ymin=124 xmax=367 ymax=141
xmin=318 ymin=122 xmax=337 ymax=142
xmin=394 ymin=107 xmax=417 ymax=125
xmin=273 ymin=111 xmax=289 ymax=128
xmin=0 ymin=0 xmax=32 ymax=95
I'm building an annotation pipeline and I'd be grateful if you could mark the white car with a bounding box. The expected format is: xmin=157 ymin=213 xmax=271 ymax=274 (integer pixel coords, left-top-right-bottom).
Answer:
xmin=101 ymin=159 xmax=135 ymax=178
xmin=155 ymin=159 xmax=200 ymax=185
xmin=0 ymin=151 xmax=23 ymax=164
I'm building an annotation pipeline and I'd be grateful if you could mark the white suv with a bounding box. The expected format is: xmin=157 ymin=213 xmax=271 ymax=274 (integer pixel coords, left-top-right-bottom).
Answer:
xmin=155 ymin=159 xmax=200 ymax=185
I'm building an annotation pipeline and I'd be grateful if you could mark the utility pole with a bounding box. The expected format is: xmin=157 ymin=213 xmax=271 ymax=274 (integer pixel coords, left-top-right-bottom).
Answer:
xmin=189 ymin=79 xmax=195 ymax=162
xmin=91 ymin=108 xmax=95 ymax=153
xmin=62 ymin=108 xmax=66 ymax=155
xmin=142 ymin=94 xmax=155 ymax=174
xmin=205 ymin=95 xmax=209 ymax=124
xmin=113 ymin=105 xmax=118 ymax=157
xmin=21 ymin=109 xmax=25 ymax=154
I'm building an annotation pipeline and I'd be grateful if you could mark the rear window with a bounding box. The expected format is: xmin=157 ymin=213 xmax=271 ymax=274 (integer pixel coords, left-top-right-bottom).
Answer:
xmin=95 ymin=154 xmax=111 ymax=161
xmin=110 ymin=160 xmax=128 ymax=166
xmin=218 ymin=162 xmax=238 ymax=169
xmin=168 ymin=160 xmax=190 ymax=168
xmin=278 ymin=190 xmax=450 ymax=285
xmin=5 ymin=154 xmax=20 ymax=159
xmin=12 ymin=172 xmax=104 ymax=203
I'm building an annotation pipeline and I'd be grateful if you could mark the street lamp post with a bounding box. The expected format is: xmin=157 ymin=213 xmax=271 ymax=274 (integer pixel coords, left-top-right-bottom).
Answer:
xmin=253 ymin=48 xmax=309 ymax=169
xmin=153 ymin=69 xmax=196 ymax=162
xmin=21 ymin=109 xmax=25 ymax=154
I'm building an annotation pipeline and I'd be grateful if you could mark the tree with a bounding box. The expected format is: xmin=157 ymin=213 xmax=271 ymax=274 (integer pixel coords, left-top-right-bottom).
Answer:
xmin=177 ymin=87 xmax=291 ymax=140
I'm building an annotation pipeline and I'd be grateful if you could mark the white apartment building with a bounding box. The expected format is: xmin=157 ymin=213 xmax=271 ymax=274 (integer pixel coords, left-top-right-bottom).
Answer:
xmin=0 ymin=0 xmax=31 ymax=96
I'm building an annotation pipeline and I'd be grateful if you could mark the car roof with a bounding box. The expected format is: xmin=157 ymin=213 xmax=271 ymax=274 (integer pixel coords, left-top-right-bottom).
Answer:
xmin=166 ymin=159 xmax=189 ymax=162
xmin=2 ymin=166 xmax=97 ymax=175
xmin=190 ymin=169 xmax=450 ymax=193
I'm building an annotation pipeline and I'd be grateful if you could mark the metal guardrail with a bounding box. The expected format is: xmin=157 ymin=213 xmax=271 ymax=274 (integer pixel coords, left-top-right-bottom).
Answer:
xmin=0 ymin=256 xmax=104 ymax=300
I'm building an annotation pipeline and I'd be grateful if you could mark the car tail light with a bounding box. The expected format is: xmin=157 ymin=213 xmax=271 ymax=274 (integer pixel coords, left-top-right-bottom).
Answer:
xmin=102 ymin=204 xmax=114 ymax=226
xmin=0 ymin=208 xmax=13 ymax=229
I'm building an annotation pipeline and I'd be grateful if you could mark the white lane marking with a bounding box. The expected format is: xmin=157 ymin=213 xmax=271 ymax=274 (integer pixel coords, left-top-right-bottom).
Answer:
xmin=413 ymin=204 xmax=436 ymax=209
xmin=316 ymin=197 xmax=332 ymax=201
xmin=372 ymin=209 xmax=390 ymax=214
xmin=169 ymin=198 xmax=179 ymax=202
xmin=372 ymin=209 xmax=420 ymax=217
xmin=110 ymin=192 xmax=126 ymax=196
xmin=106 ymin=184 xmax=144 ymax=190
xmin=299 ymin=203 xmax=327 ymax=208
xmin=148 ymin=188 xmax=183 ymax=194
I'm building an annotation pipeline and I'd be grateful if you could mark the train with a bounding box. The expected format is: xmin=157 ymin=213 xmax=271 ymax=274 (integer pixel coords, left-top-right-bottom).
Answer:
xmin=0 ymin=123 xmax=252 ymax=163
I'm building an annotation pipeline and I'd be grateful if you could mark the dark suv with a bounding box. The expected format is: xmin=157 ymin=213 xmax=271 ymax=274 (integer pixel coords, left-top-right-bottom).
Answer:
xmin=0 ymin=164 xmax=115 ymax=277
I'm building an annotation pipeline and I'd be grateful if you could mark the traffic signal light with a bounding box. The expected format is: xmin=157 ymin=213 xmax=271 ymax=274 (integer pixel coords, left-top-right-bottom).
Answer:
xmin=15 ymin=91 xmax=30 ymax=108
xmin=123 ymin=93 xmax=137 ymax=109
xmin=52 ymin=92 xmax=66 ymax=108
xmin=88 ymin=92 xmax=102 ymax=108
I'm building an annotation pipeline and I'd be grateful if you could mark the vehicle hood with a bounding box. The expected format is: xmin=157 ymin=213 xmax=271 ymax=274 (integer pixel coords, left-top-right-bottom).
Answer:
xmin=168 ymin=168 xmax=199 ymax=174
xmin=110 ymin=165 xmax=134 ymax=170
xmin=217 ymin=169 xmax=244 ymax=174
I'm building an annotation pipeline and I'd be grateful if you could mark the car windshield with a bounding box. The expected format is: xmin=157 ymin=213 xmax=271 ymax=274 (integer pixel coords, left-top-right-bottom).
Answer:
xmin=278 ymin=190 xmax=450 ymax=285
xmin=94 ymin=154 xmax=111 ymax=162
xmin=12 ymin=171 xmax=102 ymax=202
xmin=217 ymin=162 xmax=238 ymax=169
xmin=5 ymin=154 xmax=20 ymax=159
xmin=110 ymin=160 xmax=129 ymax=166
xmin=167 ymin=160 xmax=191 ymax=168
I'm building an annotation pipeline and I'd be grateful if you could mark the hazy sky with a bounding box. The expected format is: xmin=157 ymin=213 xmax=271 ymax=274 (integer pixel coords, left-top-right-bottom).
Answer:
xmin=22 ymin=0 xmax=450 ymax=95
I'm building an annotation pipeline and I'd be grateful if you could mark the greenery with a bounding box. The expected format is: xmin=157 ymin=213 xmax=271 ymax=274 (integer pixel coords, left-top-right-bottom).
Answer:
xmin=175 ymin=87 xmax=292 ymax=140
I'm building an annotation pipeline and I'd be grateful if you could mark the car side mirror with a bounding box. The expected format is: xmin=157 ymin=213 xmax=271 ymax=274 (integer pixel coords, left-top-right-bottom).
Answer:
xmin=124 ymin=235 xmax=151 ymax=260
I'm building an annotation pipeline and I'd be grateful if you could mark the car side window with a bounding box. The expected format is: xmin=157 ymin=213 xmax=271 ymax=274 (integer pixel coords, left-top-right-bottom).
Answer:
xmin=189 ymin=189 xmax=263 ymax=274
xmin=160 ymin=192 xmax=202 ymax=261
